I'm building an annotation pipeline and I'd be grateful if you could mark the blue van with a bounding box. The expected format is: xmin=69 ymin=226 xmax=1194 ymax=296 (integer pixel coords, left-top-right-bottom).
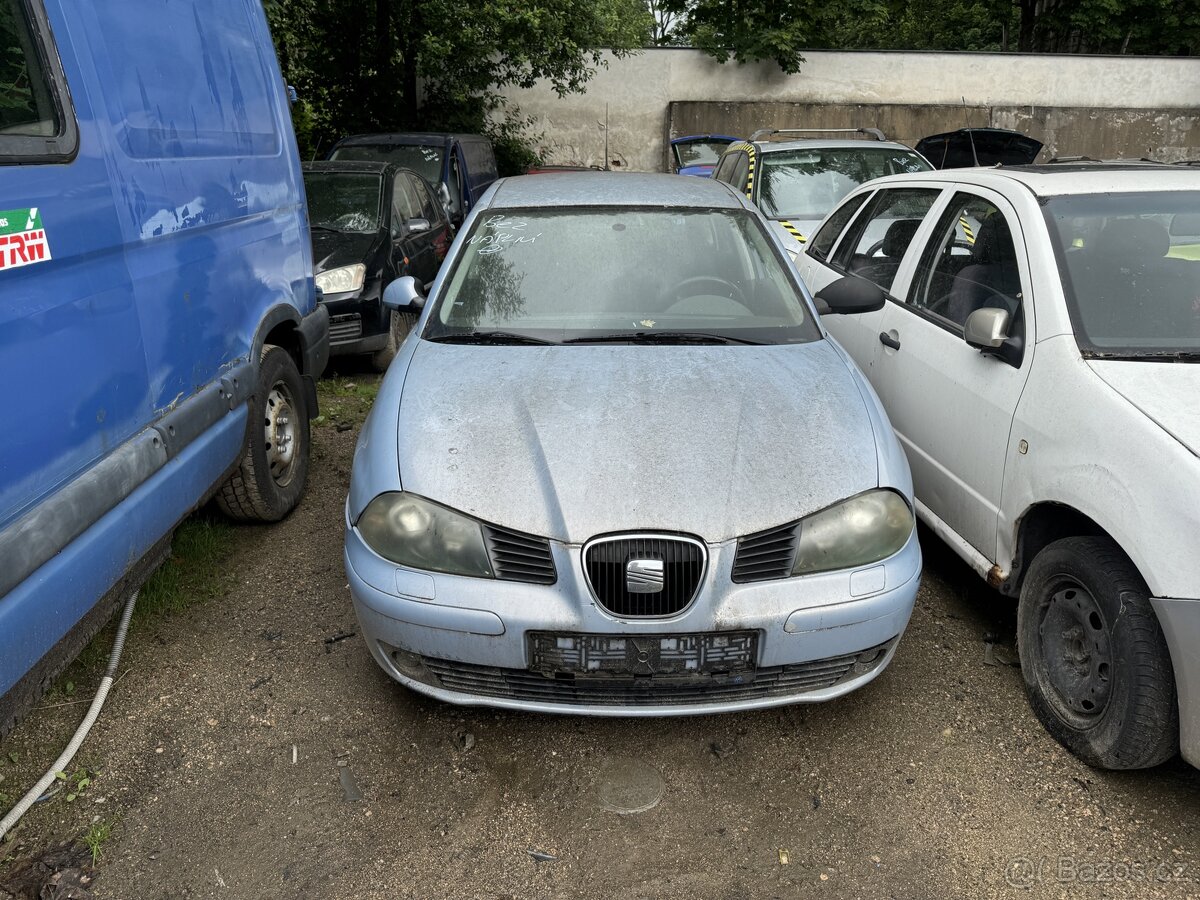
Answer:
xmin=0 ymin=0 xmax=328 ymax=734
xmin=328 ymin=133 xmax=498 ymax=227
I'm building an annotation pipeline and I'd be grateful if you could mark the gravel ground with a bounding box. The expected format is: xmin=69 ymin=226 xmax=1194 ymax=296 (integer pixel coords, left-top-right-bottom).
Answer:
xmin=1 ymin=370 xmax=1197 ymax=900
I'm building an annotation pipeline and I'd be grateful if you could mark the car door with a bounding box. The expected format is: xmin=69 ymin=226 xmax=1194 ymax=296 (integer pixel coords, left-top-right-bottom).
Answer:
xmin=388 ymin=172 xmax=425 ymax=279
xmin=802 ymin=186 xmax=942 ymax=370
xmin=870 ymin=187 xmax=1036 ymax=559
xmin=404 ymin=172 xmax=451 ymax=281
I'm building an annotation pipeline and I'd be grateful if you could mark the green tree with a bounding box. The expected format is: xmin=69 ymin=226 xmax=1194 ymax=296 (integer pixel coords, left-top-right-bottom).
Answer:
xmin=658 ymin=0 xmax=813 ymax=72
xmin=265 ymin=0 xmax=651 ymax=166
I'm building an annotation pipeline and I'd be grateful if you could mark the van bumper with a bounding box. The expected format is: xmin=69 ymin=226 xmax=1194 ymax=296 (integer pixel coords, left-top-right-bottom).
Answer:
xmin=299 ymin=304 xmax=330 ymax=379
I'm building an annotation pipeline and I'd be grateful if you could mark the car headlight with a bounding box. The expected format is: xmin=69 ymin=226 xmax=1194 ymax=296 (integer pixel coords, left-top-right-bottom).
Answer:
xmin=791 ymin=490 xmax=914 ymax=576
xmin=356 ymin=492 xmax=493 ymax=578
xmin=315 ymin=263 xmax=366 ymax=295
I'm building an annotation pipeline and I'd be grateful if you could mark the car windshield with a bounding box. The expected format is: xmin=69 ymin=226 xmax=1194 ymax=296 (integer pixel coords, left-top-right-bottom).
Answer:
xmin=1045 ymin=191 xmax=1200 ymax=358
xmin=303 ymin=172 xmax=381 ymax=233
xmin=331 ymin=143 xmax=444 ymax=185
xmin=674 ymin=139 xmax=733 ymax=168
xmin=758 ymin=148 xmax=930 ymax=219
xmin=424 ymin=207 xmax=820 ymax=345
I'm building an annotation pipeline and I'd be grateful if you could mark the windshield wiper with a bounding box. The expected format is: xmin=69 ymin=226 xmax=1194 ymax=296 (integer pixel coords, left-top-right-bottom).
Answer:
xmin=565 ymin=330 xmax=763 ymax=345
xmin=310 ymin=224 xmax=341 ymax=233
xmin=426 ymin=331 xmax=555 ymax=345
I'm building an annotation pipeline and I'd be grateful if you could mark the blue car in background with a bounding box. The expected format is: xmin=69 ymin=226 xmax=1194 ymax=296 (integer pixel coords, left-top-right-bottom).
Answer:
xmin=0 ymin=0 xmax=328 ymax=734
xmin=670 ymin=134 xmax=742 ymax=176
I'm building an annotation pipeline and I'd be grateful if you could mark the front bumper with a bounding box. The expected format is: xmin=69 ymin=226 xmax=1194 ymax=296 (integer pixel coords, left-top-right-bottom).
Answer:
xmin=320 ymin=286 xmax=388 ymax=356
xmin=1151 ymin=596 xmax=1200 ymax=768
xmin=344 ymin=515 xmax=921 ymax=716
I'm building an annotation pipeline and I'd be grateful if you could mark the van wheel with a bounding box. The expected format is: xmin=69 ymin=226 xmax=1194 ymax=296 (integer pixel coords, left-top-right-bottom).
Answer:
xmin=370 ymin=310 xmax=418 ymax=372
xmin=217 ymin=345 xmax=310 ymax=522
xmin=1017 ymin=536 xmax=1177 ymax=769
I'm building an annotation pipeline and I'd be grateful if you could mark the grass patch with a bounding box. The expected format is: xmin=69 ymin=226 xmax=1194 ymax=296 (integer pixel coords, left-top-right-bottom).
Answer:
xmin=134 ymin=514 xmax=235 ymax=620
xmin=82 ymin=819 xmax=115 ymax=865
xmin=315 ymin=374 xmax=381 ymax=429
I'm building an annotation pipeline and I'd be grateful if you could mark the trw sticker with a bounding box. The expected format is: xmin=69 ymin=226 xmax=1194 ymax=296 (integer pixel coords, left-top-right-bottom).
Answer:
xmin=0 ymin=207 xmax=52 ymax=272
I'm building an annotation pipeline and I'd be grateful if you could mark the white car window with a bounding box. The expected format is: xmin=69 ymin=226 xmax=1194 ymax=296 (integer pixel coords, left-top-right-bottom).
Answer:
xmin=909 ymin=193 xmax=1024 ymax=333
xmin=831 ymin=188 xmax=941 ymax=294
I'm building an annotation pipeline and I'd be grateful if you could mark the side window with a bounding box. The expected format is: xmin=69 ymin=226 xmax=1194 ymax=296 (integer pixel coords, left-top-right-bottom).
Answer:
xmin=391 ymin=174 xmax=416 ymax=235
xmin=909 ymin=193 xmax=1024 ymax=333
xmin=407 ymin=174 xmax=437 ymax=222
xmin=730 ymin=152 xmax=751 ymax=194
xmin=1 ymin=0 xmax=77 ymax=161
xmin=712 ymin=152 xmax=738 ymax=184
xmin=809 ymin=193 xmax=869 ymax=260
xmin=831 ymin=188 xmax=941 ymax=293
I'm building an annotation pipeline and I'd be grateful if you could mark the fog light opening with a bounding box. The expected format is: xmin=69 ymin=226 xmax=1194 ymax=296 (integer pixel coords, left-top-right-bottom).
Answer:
xmin=388 ymin=646 xmax=433 ymax=683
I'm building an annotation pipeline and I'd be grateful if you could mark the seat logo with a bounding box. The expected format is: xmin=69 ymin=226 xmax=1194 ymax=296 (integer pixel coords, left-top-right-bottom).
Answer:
xmin=626 ymin=558 xmax=664 ymax=594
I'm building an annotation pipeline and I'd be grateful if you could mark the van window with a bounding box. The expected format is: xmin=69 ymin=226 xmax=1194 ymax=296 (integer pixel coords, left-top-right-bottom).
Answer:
xmin=462 ymin=139 xmax=494 ymax=175
xmin=0 ymin=0 xmax=76 ymax=161
xmin=93 ymin=3 xmax=280 ymax=158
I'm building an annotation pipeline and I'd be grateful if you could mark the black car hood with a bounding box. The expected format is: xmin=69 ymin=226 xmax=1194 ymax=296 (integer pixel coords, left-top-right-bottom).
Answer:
xmin=311 ymin=230 xmax=380 ymax=273
xmin=916 ymin=128 xmax=1043 ymax=168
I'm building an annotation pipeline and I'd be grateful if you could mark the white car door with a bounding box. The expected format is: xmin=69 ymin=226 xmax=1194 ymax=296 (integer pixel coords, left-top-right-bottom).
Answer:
xmin=799 ymin=186 xmax=943 ymax=372
xmin=870 ymin=186 xmax=1036 ymax=559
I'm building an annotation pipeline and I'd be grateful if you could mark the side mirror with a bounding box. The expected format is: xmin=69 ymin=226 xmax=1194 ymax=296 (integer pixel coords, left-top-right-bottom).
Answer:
xmin=383 ymin=275 xmax=425 ymax=311
xmin=963 ymin=307 xmax=1010 ymax=349
xmin=406 ymin=217 xmax=431 ymax=235
xmin=814 ymin=275 xmax=886 ymax=315
xmin=964 ymin=306 xmax=1023 ymax=366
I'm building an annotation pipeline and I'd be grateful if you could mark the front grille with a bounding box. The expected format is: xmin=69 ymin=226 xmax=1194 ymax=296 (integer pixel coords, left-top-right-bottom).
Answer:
xmin=421 ymin=640 xmax=893 ymax=707
xmin=583 ymin=535 xmax=705 ymax=617
xmin=483 ymin=523 xmax=556 ymax=584
xmin=732 ymin=522 xmax=799 ymax=583
xmin=329 ymin=313 xmax=362 ymax=344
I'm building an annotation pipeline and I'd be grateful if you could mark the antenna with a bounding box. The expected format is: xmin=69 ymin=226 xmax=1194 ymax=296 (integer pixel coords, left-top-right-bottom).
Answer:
xmin=962 ymin=96 xmax=980 ymax=167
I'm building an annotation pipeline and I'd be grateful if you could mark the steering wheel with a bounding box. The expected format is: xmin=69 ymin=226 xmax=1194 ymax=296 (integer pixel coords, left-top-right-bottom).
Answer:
xmin=864 ymin=239 xmax=886 ymax=257
xmin=663 ymin=276 xmax=746 ymax=306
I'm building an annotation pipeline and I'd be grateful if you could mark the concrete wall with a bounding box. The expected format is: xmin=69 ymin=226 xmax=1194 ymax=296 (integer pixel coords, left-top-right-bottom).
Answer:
xmin=496 ymin=48 xmax=1200 ymax=171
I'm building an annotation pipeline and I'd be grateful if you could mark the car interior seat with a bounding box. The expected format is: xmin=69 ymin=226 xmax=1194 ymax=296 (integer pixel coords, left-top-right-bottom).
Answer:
xmin=849 ymin=218 xmax=921 ymax=290
xmin=945 ymin=214 xmax=1021 ymax=325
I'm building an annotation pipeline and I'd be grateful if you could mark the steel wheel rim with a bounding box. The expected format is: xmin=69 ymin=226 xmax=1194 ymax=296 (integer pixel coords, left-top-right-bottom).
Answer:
xmin=263 ymin=382 xmax=298 ymax=486
xmin=1037 ymin=579 xmax=1113 ymax=724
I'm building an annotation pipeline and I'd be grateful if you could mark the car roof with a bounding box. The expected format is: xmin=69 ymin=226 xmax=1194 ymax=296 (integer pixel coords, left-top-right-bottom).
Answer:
xmin=303 ymin=160 xmax=393 ymax=175
xmin=487 ymin=172 xmax=749 ymax=210
xmin=333 ymin=132 xmax=484 ymax=148
xmin=858 ymin=163 xmax=1200 ymax=197
xmin=751 ymin=139 xmax=921 ymax=154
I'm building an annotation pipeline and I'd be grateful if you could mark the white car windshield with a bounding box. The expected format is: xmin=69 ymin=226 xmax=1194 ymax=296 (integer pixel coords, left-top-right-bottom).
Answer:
xmin=425 ymin=207 xmax=820 ymax=345
xmin=1045 ymin=191 xmax=1200 ymax=358
xmin=758 ymin=148 xmax=930 ymax=220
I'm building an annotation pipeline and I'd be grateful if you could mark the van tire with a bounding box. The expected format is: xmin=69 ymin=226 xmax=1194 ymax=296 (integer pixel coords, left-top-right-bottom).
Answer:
xmin=217 ymin=345 xmax=310 ymax=522
xmin=370 ymin=309 xmax=418 ymax=372
xmin=1017 ymin=536 xmax=1177 ymax=769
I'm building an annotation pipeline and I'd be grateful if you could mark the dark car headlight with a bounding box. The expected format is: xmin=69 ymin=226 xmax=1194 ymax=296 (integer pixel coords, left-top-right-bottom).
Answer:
xmin=791 ymin=490 xmax=915 ymax=576
xmin=356 ymin=492 xmax=493 ymax=578
xmin=315 ymin=264 xmax=366 ymax=295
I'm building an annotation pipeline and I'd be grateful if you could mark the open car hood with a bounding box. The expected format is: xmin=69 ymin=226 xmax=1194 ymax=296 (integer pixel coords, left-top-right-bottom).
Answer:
xmin=915 ymin=128 xmax=1043 ymax=169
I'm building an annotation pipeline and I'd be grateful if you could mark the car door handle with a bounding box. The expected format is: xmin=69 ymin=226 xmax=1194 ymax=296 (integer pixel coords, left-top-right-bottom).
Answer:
xmin=879 ymin=332 xmax=901 ymax=351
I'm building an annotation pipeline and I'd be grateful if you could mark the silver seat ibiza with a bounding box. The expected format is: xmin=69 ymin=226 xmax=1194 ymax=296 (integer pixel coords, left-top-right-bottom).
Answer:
xmin=344 ymin=172 xmax=921 ymax=715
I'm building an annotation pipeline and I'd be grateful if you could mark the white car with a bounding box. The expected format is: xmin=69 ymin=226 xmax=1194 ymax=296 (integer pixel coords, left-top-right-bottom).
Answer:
xmin=794 ymin=162 xmax=1200 ymax=770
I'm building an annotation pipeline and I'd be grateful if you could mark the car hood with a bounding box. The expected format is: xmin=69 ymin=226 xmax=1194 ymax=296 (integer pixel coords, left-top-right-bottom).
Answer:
xmin=1089 ymin=359 xmax=1200 ymax=458
xmin=394 ymin=340 xmax=878 ymax=543
xmin=311 ymin=230 xmax=378 ymax=274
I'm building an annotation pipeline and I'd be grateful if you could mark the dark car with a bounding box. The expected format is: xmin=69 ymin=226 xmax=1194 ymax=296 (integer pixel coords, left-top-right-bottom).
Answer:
xmin=328 ymin=133 xmax=497 ymax=227
xmin=303 ymin=160 xmax=452 ymax=370
xmin=915 ymin=128 xmax=1043 ymax=168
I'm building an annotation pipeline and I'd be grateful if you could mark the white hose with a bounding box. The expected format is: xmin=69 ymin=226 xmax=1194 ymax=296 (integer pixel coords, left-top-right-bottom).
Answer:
xmin=0 ymin=590 xmax=138 ymax=841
